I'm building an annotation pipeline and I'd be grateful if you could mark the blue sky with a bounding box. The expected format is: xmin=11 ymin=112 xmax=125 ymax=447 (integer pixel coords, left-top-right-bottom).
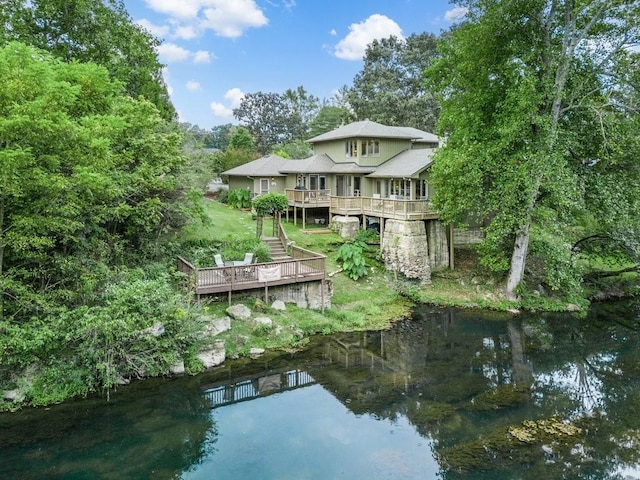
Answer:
xmin=122 ymin=1 xmax=468 ymax=129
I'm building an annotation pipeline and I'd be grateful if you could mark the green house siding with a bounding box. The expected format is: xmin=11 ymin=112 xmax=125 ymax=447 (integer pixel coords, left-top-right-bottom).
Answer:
xmin=314 ymin=138 xmax=413 ymax=166
xmin=228 ymin=177 xmax=252 ymax=192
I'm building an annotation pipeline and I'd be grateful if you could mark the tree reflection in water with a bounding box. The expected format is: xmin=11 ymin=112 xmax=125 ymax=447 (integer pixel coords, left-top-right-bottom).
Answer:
xmin=2 ymin=301 xmax=640 ymax=479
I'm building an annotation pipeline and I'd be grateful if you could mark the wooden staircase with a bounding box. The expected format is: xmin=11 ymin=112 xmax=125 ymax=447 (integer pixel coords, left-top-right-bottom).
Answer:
xmin=262 ymin=236 xmax=290 ymax=260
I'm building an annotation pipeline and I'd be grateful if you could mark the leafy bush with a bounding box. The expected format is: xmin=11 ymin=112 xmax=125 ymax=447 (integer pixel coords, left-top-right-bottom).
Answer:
xmin=336 ymin=240 xmax=369 ymax=280
xmin=216 ymin=189 xmax=229 ymax=204
xmin=227 ymin=188 xmax=251 ymax=209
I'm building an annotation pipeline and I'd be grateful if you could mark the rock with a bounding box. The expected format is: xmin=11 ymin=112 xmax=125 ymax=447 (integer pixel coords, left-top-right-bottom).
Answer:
xmin=142 ymin=321 xmax=165 ymax=337
xmin=170 ymin=360 xmax=185 ymax=375
xmin=507 ymin=308 xmax=521 ymax=315
xmin=254 ymin=317 xmax=273 ymax=327
xmin=3 ymin=389 xmax=25 ymax=403
xmin=202 ymin=316 xmax=231 ymax=337
xmin=116 ymin=376 xmax=130 ymax=385
xmin=566 ymin=303 xmax=581 ymax=312
xmin=249 ymin=348 xmax=265 ymax=356
xmin=197 ymin=340 xmax=226 ymax=368
xmin=271 ymin=300 xmax=286 ymax=311
xmin=226 ymin=304 xmax=252 ymax=320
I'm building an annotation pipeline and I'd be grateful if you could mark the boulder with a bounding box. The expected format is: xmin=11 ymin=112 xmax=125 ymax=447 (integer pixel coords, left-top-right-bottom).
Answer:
xmin=254 ymin=317 xmax=273 ymax=328
xmin=202 ymin=316 xmax=231 ymax=337
xmin=271 ymin=300 xmax=286 ymax=311
xmin=197 ymin=340 xmax=226 ymax=368
xmin=226 ymin=304 xmax=252 ymax=320
xmin=170 ymin=360 xmax=185 ymax=375
xmin=249 ymin=348 xmax=265 ymax=356
xmin=142 ymin=321 xmax=165 ymax=337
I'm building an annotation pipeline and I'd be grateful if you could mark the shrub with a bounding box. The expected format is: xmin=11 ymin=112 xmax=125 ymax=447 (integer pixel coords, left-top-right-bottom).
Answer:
xmin=227 ymin=188 xmax=251 ymax=209
xmin=336 ymin=241 xmax=368 ymax=280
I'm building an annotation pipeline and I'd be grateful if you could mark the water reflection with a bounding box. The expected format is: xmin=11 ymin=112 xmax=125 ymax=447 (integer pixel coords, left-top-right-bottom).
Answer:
xmin=2 ymin=301 xmax=640 ymax=479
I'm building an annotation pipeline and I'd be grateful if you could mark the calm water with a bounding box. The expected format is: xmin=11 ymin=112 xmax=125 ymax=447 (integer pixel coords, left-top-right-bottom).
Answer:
xmin=2 ymin=301 xmax=640 ymax=479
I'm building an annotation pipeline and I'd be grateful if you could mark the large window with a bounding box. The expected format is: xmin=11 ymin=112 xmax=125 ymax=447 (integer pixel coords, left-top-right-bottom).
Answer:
xmin=361 ymin=139 xmax=380 ymax=157
xmin=260 ymin=178 xmax=270 ymax=194
xmin=308 ymin=174 xmax=326 ymax=190
xmin=345 ymin=140 xmax=358 ymax=157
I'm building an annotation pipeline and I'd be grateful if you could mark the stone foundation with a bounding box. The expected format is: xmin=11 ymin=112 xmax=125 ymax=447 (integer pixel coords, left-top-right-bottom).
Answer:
xmin=233 ymin=280 xmax=332 ymax=310
xmin=427 ymin=220 xmax=450 ymax=271
xmin=381 ymin=220 xmax=431 ymax=284
xmin=330 ymin=216 xmax=359 ymax=239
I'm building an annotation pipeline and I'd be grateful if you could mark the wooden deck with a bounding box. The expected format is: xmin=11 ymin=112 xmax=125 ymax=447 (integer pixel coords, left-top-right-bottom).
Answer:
xmin=285 ymin=189 xmax=331 ymax=208
xmin=285 ymin=189 xmax=439 ymax=221
xmin=330 ymin=196 xmax=439 ymax=221
xmin=177 ymin=245 xmax=326 ymax=299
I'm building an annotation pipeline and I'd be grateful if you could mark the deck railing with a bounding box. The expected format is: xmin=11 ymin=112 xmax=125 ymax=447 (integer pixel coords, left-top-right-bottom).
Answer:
xmin=177 ymin=250 xmax=326 ymax=297
xmin=285 ymin=189 xmax=331 ymax=207
xmin=330 ymin=195 xmax=438 ymax=220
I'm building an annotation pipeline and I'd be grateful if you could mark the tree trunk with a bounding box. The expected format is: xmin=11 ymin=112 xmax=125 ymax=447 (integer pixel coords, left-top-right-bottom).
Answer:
xmin=505 ymin=221 xmax=531 ymax=300
xmin=256 ymin=215 xmax=263 ymax=239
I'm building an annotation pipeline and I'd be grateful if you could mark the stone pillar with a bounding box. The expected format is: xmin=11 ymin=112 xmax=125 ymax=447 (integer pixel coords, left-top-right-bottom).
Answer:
xmin=330 ymin=216 xmax=360 ymax=239
xmin=427 ymin=220 xmax=450 ymax=271
xmin=381 ymin=220 xmax=431 ymax=284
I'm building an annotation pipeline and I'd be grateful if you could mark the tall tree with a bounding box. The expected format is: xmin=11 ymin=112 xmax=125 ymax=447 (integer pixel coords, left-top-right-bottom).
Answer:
xmin=0 ymin=42 xmax=185 ymax=319
xmin=233 ymin=86 xmax=317 ymax=154
xmin=0 ymin=0 xmax=175 ymax=120
xmin=426 ymin=0 xmax=640 ymax=298
xmin=347 ymin=33 xmax=440 ymax=132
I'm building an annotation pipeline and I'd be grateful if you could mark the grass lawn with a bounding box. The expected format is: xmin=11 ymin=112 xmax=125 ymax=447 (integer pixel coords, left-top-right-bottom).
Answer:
xmin=183 ymin=199 xmax=603 ymax=360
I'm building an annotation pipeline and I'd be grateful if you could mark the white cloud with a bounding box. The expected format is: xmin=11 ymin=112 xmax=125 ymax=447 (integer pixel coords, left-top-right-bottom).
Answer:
xmin=157 ymin=42 xmax=214 ymax=64
xmin=157 ymin=42 xmax=192 ymax=62
xmin=174 ymin=24 xmax=199 ymax=40
xmin=135 ymin=18 xmax=170 ymax=38
xmin=329 ymin=28 xmax=337 ymax=36
xmin=444 ymin=7 xmax=469 ymax=22
xmin=334 ymin=14 xmax=403 ymax=61
xmin=144 ymin=0 xmax=203 ymax=20
xmin=144 ymin=0 xmax=268 ymax=39
xmin=186 ymin=80 xmax=201 ymax=91
xmin=193 ymin=50 xmax=213 ymax=63
xmin=224 ymin=87 xmax=245 ymax=108
xmin=210 ymin=87 xmax=245 ymax=118
xmin=201 ymin=1 xmax=268 ymax=38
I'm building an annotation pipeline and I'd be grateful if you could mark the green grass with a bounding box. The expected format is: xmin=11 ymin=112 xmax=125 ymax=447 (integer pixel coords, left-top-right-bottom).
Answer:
xmin=185 ymin=199 xmax=605 ymax=360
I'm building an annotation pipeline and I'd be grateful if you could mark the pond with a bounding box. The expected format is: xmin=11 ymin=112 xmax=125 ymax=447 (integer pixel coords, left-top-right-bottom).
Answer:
xmin=2 ymin=301 xmax=640 ymax=479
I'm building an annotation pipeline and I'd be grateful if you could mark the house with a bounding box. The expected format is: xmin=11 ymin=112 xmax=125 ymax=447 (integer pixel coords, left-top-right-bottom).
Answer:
xmin=223 ymin=120 xmax=461 ymax=283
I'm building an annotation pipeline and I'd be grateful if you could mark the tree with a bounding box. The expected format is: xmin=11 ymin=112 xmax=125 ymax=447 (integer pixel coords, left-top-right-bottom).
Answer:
xmin=233 ymin=86 xmax=318 ymax=154
xmin=426 ymin=0 xmax=640 ymax=298
xmin=308 ymin=105 xmax=353 ymax=138
xmin=228 ymin=126 xmax=256 ymax=152
xmin=347 ymin=33 xmax=440 ymax=132
xmin=0 ymin=42 xmax=185 ymax=319
xmin=271 ymin=139 xmax=313 ymax=159
xmin=251 ymin=193 xmax=288 ymax=238
xmin=0 ymin=0 xmax=175 ymax=120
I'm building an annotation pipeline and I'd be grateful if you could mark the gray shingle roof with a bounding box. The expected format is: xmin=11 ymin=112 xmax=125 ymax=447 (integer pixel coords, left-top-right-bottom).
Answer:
xmin=306 ymin=119 xmax=438 ymax=143
xmin=221 ymin=154 xmax=289 ymax=177
xmin=366 ymin=148 xmax=436 ymax=178
xmin=278 ymin=153 xmax=375 ymax=174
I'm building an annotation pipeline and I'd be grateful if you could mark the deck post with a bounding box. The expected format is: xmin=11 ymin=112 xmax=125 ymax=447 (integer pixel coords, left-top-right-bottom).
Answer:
xmin=302 ymin=207 xmax=306 ymax=230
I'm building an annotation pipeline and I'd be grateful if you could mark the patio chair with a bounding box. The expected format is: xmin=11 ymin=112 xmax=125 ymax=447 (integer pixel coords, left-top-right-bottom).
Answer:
xmin=214 ymin=254 xmax=225 ymax=268
xmin=242 ymin=252 xmax=254 ymax=265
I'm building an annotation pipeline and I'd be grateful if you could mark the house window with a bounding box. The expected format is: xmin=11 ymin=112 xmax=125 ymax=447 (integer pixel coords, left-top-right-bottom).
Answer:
xmin=375 ymin=180 xmax=382 ymax=195
xmin=353 ymin=177 xmax=361 ymax=196
xmin=260 ymin=178 xmax=269 ymax=194
xmin=361 ymin=139 xmax=380 ymax=157
xmin=319 ymin=175 xmax=326 ymax=190
xmin=345 ymin=140 xmax=358 ymax=157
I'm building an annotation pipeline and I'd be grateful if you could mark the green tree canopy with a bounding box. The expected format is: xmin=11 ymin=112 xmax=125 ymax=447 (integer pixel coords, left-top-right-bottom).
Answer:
xmin=347 ymin=33 xmax=440 ymax=132
xmin=0 ymin=42 xmax=185 ymax=319
xmin=0 ymin=0 xmax=175 ymax=120
xmin=233 ymin=86 xmax=319 ymax=154
xmin=426 ymin=0 xmax=640 ymax=298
